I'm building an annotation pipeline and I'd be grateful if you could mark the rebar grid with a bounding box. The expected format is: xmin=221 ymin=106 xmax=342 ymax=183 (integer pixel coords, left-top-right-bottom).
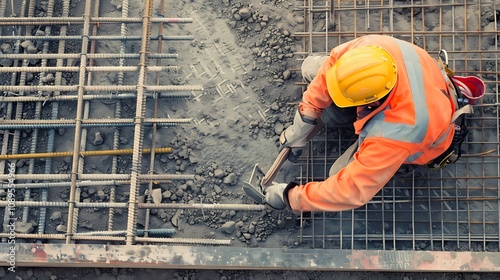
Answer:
xmin=0 ymin=0 xmax=241 ymax=247
xmin=296 ymin=0 xmax=500 ymax=252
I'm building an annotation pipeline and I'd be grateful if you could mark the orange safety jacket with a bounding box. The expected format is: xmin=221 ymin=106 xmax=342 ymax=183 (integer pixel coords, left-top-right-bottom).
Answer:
xmin=288 ymin=35 xmax=456 ymax=212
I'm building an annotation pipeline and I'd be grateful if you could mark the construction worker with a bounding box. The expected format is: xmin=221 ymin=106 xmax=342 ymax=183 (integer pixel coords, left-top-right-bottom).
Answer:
xmin=265 ymin=35 xmax=485 ymax=212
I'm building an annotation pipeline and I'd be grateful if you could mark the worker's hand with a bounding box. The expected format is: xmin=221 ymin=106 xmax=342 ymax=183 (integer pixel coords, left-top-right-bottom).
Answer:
xmin=280 ymin=109 xmax=316 ymax=162
xmin=265 ymin=183 xmax=288 ymax=210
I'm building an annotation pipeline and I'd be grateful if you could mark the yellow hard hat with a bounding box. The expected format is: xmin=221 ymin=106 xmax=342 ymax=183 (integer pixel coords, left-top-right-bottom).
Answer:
xmin=326 ymin=46 xmax=397 ymax=108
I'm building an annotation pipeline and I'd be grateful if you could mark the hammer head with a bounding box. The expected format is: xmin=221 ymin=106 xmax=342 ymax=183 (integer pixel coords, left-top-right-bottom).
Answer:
xmin=242 ymin=164 xmax=266 ymax=204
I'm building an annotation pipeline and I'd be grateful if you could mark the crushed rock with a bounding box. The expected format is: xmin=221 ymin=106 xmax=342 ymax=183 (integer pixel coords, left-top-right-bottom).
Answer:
xmin=213 ymin=168 xmax=225 ymax=178
xmin=222 ymin=173 xmax=238 ymax=185
xmin=56 ymin=224 xmax=67 ymax=232
xmin=151 ymin=188 xmax=162 ymax=204
xmin=92 ymin=131 xmax=104 ymax=146
xmin=49 ymin=211 xmax=61 ymax=221
xmin=220 ymin=221 xmax=236 ymax=234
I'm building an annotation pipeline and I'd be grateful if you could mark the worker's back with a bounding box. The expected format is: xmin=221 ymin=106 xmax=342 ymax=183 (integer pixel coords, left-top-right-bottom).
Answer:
xmin=341 ymin=35 xmax=456 ymax=165
xmin=278 ymin=35 xmax=479 ymax=212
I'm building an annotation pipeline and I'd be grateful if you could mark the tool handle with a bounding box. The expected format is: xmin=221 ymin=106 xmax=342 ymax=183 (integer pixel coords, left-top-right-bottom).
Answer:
xmin=261 ymin=147 xmax=290 ymax=187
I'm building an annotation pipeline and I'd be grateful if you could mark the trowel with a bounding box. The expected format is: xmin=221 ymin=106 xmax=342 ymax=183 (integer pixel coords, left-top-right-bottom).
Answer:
xmin=243 ymin=147 xmax=291 ymax=204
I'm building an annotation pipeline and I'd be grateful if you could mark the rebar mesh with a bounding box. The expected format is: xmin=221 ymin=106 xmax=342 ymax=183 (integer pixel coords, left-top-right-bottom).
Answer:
xmin=295 ymin=0 xmax=500 ymax=252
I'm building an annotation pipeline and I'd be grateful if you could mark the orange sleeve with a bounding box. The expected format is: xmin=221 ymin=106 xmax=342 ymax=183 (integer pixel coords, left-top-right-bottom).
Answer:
xmin=300 ymin=41 xmax=357 ymax=119
xmin=287 ymin=140 xmax=410 ymax=212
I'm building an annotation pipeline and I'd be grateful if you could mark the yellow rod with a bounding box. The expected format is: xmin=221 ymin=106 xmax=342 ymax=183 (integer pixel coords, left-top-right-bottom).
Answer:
xmin=0 ymin=147 xmax=172 ymax=160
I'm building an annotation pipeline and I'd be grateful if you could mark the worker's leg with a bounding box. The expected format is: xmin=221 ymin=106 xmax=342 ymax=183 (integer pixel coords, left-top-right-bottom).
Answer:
xmin=329 ymin=140 xmax=358 ymax=176
xmin=301 ymin=55 xmax=328 ymax=83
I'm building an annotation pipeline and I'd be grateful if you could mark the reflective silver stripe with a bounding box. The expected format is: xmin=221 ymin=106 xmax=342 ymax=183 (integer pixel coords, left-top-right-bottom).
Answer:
xmin=407 ymin=151 xmax=423 ymax=162
xmin=429 ymin=124 xmax=452 ymax=149
xmin=360 ymin=38 xmax=429 ymax=151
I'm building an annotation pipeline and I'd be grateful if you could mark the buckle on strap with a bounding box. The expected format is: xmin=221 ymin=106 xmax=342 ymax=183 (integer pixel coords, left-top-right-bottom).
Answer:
xmin=427 ymin=124 xmax=468 ymax=169
xmin=438 ymin=49 xmax=455 ymax=77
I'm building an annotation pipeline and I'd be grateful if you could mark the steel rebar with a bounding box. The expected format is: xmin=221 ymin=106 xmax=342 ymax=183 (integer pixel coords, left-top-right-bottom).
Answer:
xmin=74 ymin=228 xmax=176 ymax=237
xmin=0 ymin=147 xmax=172 ymax=160
xmin=0 ymin=65 xmax=180 ymax=73
xmin=0 ymin=0 xmax=5 ymax=35
xmin=138 ymin=203 xmax=267 ymax=211
xmin=0 ymin=92 xmax=192 ymax=102
xmin=144 ymin=0 xmax=168 ymax=241
xmin=0 ymin=123 xmax=179 ymax=130
xmin=0 ymin=0 xmax=27 ymax=242
xmin=134 ymin=237 xmax=232 ymax=245
xmin=0 ymin=201 xmax=267 ymax=211
xmin=0 ymin=35 xmax=193 ymax=41
xmin=125 ymin=0 xmax=154 ymax=246
xmin=107 ymin=0 xmax=129 ymax=233
xmin=0 ymin=16 xmax=193 ymax=25
xmin=0 ymin=179 xmax=172 ymax=189
xmin=0 ymin=53 xmax=179 ymax=59
xmin=37 ymin=0 xmax=60 ymax=236
xmin=0 ymin=174 xmax=195 ymax=180
xmin=0 ymin=118 xmax=191 ymax=130
xmin=19 ymin=0 xmax=35 ymax=227
xmin=65 ymin=0 xmax=92 ymax=244
xmin=0 ymin=84 xmax=203 ymax=91
xmin=0 ymin=233 xmax=230 ymax=245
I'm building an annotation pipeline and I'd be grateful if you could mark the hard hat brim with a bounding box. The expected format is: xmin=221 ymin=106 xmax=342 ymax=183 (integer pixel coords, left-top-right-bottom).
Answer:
xmin=326 ymin=64 xmax=360 ymax=108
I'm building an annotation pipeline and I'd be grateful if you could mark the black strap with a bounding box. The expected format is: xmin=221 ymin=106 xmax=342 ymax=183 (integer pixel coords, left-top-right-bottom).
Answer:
xmin=426 ymin=77 xmax=469 ymax=169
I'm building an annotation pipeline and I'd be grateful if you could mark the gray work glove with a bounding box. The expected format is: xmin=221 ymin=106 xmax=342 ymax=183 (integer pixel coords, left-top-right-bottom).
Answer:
xmin=265 ymin=183 xmax=288 ymax=210
xmin=280 ymin=109 xmax=317 ymax=162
